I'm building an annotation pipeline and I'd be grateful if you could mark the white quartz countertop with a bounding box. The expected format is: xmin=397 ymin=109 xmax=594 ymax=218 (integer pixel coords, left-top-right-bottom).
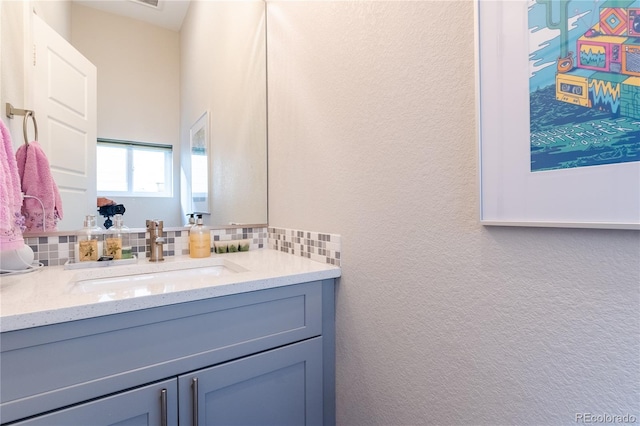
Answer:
xmin=0 ymin=250 xmax=341 ymax=332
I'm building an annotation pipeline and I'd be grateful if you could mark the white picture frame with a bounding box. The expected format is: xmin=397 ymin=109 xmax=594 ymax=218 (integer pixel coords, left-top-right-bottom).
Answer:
xmin=476 ymin=0 xmax=640 ymax=230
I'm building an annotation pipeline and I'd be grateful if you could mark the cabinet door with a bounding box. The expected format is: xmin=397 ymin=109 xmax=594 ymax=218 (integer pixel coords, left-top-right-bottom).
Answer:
xmin=12 ymin=379 xmax=178 ymax=426
xmin=179 ymin=337 xmax=323 ymax=426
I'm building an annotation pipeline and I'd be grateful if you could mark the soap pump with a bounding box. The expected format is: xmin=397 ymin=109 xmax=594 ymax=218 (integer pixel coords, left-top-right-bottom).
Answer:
xmin=189 ymin=214 xmax=211 ymax=258
xmin=185 ymin=213 xmax=196 ymax=227
xmin=105 ymin=214 xmax=132 ymax=259
xmin=75 ymin=215 xmax=103 ymax=262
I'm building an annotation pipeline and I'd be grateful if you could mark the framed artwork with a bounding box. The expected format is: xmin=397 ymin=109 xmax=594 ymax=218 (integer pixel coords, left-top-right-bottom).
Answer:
xmin=476 ymin=0 xmax=640 ymax=229
xmin=190 ymin=111 xmax=210 ymax=214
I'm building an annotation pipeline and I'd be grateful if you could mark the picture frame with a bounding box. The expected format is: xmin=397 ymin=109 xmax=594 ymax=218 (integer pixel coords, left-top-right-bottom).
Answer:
xmin=476 ymin=0 xmax=640 ymax=230
xmin=189 ymin=111 xmax=210 ymax=214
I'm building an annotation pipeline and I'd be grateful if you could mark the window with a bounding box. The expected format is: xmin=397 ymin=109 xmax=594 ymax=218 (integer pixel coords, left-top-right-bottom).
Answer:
xmin=97 ymin=139 xmax=173 ymax=197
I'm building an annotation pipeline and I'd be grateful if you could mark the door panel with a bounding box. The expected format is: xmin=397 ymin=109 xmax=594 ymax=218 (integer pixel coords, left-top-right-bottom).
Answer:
xmin=179 ymin=338 xmax=323 ymax=426
xmin=32 ymin=13 xmax=97 ymax=231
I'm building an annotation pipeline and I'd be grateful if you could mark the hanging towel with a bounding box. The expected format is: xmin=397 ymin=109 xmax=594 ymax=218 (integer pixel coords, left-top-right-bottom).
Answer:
xmin=0 ymin=120 xmax=25 ymax=250
xmin=16 ymin=140 xmax=63 ymax=233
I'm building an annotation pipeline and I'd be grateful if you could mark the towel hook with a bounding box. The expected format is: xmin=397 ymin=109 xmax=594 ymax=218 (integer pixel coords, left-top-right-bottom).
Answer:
xmin=23 ymin=110 xmax=38 ymax=145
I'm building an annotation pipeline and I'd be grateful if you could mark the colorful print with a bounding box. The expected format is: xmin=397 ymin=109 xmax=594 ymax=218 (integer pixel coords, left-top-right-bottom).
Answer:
xmin=529 ymin=0 xmax=640 ymax=171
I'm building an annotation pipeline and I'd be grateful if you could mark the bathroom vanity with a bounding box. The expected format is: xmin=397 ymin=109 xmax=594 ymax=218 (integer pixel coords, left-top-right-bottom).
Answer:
xmin=0 ymin=251 xmax=340 ymax=425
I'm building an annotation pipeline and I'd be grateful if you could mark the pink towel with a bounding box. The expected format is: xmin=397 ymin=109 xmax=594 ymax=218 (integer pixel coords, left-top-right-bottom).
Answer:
xmin=16 ymin=141 xmax=63 ymax=233
xmin=0 ymin=120 xmax=25 ymax=250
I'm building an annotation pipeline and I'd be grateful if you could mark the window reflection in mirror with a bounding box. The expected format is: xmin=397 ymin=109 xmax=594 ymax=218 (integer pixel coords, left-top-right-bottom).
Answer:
xmin=189 ymin=112 xmax=209 ymax=214
xmin=97 ymin=139 xmax=173 ymax=197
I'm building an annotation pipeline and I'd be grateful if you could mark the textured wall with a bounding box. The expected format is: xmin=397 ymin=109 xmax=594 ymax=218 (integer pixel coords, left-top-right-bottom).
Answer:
xmin=266 ymin=1 xmax=640 ymax=425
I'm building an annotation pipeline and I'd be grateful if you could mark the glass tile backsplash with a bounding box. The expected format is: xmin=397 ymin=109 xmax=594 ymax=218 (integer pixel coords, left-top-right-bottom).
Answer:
xmin=24 ymin=226 xmax=340 ymax=267
xmin=268 ymin=227 xmax=341 ymax=266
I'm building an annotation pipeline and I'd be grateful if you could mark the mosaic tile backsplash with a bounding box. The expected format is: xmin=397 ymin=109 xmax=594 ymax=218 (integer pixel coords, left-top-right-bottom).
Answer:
xmin=23 ymin=226 xmax=341 ymax=267
xmin=268 ymin=227 xmax=341 ymax=266
xmin=25 ymin=227 xmax=268 ymax=267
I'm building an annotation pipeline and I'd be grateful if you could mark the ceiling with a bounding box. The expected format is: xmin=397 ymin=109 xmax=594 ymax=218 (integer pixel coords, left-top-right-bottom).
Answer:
xmin=73 ymin=0 xmax=191 ymax=31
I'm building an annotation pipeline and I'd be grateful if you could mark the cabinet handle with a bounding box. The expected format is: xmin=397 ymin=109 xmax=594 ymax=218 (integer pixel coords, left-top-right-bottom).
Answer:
xmin=160 ymin=388 xmax=168 ymax=426
xmin=192 ymin=377 xmax=199 ymax=426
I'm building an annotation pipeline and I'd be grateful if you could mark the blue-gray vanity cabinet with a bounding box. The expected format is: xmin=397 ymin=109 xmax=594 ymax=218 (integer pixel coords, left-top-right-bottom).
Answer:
xmin=0 ymin=279 xmax=336 ymax=426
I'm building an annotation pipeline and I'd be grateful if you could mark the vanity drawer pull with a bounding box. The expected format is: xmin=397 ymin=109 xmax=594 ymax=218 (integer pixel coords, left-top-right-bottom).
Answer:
xmin=192 ymin=377 xmax=199 ymax=426
xmin=160 ymin=388 xmax=168 ymax=426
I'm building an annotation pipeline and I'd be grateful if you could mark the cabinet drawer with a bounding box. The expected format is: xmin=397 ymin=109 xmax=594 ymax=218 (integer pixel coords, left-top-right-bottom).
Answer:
xmin=0 ymin=281 xmax=322 ymax=424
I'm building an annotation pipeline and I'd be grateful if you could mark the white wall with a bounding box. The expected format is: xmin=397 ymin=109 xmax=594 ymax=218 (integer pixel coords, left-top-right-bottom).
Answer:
xmin=180 ymin=0 xmax=267 ymax=228
xmin=33 ymin=0 xmax=70 ymax=40
xmin=267 ymin=2 xmax=640 ymax=425
xmin=1 ymin=0 xmax=27 ymax=145
xmin=71 ymin=3 xmax=181 ymax=228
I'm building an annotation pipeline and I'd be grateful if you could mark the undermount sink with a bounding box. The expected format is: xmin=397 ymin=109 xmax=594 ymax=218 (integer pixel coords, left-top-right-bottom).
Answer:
xmin=70 ymin=257 xmax=247 ymax=296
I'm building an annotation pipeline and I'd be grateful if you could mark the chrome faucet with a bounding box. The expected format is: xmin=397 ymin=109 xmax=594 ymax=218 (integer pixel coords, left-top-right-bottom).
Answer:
xmin=146 ymin=219 xmax=165 ymax=262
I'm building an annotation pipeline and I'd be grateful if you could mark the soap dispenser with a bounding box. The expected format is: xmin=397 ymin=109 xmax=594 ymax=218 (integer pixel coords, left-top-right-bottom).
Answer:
xmin=189 ymin=214 xmax=211 ymax=258
xmin=105 ymin=214 xmax=132 ymax=259
xmin=75 ymin=215 xmax=103 ymax=262
xmin=185 ymin=213 xmax=196 ymax=227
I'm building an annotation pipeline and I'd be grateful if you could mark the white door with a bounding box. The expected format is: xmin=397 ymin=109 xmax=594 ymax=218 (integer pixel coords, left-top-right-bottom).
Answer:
xmin=32 ymin=13 xmax=97 ymax=232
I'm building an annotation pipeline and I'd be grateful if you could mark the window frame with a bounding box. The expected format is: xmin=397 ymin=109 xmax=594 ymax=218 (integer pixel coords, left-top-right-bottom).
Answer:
xmin=96 ymin=138 xmax=173 ymax=198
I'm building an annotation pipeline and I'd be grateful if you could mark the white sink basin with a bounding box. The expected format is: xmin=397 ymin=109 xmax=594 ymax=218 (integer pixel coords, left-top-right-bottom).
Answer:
xmin=70 ymin=257 xmax=247 ymax=296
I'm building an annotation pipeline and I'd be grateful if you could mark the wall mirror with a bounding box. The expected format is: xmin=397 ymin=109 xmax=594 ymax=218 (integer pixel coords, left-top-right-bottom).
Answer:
xmin=0 ymin=0 xmax=267 ymax=232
